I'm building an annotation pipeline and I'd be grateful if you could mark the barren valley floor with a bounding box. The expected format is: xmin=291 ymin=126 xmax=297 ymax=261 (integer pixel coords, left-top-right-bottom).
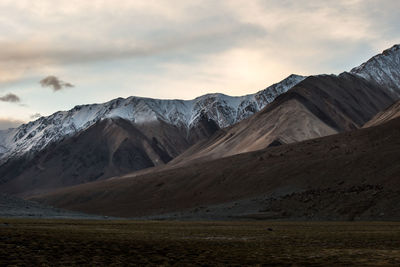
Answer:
xmin=1 ymin=219 xmax=400 ymax=266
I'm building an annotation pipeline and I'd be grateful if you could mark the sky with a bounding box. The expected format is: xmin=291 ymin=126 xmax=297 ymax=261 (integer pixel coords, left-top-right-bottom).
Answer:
xmin=0 ymin=0 xmax=400 ymax=129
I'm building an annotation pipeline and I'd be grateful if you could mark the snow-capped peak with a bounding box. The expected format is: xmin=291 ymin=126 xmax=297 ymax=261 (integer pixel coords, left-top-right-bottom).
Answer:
xmin=351 ymin=44 xmax=400 ymax=96
xmin=0 ymin=74 xmax=305 ymax=162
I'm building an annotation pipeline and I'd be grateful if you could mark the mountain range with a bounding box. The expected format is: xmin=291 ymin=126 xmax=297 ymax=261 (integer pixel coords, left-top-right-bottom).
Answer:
xmin=0 ymin=74 xmax=305 ymax=195
xmin=1 ymin=44 xmax=400 ymax=220
xmin=171 ymin=72 xmax=394 ymax=164
xmin=32 ymin=113 xmax=400 ymax=220
xmin=0 ymin=74 xmax=305 ymax=162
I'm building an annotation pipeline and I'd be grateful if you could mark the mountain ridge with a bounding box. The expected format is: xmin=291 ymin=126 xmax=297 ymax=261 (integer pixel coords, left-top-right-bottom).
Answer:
xmin=351 ymin=44 xmax=400 ymax=97
xmin=170 ymin=72 xmax=394 ymax=164
xmin=0 ymin=74 xmax=305 ymax=163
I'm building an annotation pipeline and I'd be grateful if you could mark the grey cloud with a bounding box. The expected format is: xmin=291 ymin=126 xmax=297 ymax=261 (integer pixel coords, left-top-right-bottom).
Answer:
xmin=0 ymin=93 xmax=20 ymax=103
xmin=0 ymin=118 xmax=24 ymax=130
xmin=0 ymin=0 xmax=398 ymax=94
xmin=0 ymin=17 xmax=266 ymax=67
xmin=40 ymin=76 xmax=74 ymax=91
xmin=30 ymin=113 xmax=42 ymax=119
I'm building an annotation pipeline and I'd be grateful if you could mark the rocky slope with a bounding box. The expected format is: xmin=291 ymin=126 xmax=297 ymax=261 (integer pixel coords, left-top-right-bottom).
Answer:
xmin=351 ymin=44 xmax=400 ymax=97
xmin=364 ymin=99 xmax=400 ymax=127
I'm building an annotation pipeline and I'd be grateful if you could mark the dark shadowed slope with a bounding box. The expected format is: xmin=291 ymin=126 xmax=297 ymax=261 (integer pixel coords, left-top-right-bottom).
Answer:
xmin=32 ymin=117 xmax=400 ymax=219
xmin=171 ymin=72 xmax=394 ymax=164
xmin=364 ymin=100 xmax=400 ymax=127
xmin=0 ymin=117 xmax=215 ymax=196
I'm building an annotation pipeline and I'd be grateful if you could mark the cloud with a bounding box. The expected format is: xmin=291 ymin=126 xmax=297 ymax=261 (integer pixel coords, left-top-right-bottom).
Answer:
xmin=30 ymin=113 xmax=42 ymax=119
xmin=39 ymin=76 xmax=74 ymax=91
xmin=0 ymin=93 xmax=20 ymax=103
xmin=0 ymin=0 xmax=399 ymax=121
xmin=0 ymin=22 xmax=265 ymax=66
xmin=0 ymin=1 xmax=395 ymax=84
xmin=0 ymin=118 xmax=24 ymax=130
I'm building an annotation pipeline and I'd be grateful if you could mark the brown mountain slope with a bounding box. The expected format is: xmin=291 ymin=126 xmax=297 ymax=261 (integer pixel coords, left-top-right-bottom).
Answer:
xmin=171 ymin=99 xmax=337 ymax=165
xmin=364 ymin=100 xmax=400 ymax=127
xmin=171 ymin=72 xmax=394 ymax=164
xmin=32 ymin=117 xmax=400 ymax=219
xmin=0 ymin=117 xmax=216 ymax=196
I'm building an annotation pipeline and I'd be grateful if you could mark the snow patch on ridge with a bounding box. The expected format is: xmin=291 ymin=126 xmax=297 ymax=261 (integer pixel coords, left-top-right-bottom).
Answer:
xmin=351 ymin=44 xmax=400 ymax=97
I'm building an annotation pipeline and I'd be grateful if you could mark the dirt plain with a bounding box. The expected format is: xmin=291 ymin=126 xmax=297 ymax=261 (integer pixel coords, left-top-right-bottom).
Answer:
xmin=1 ymin=219 xmax=400 ymax=266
